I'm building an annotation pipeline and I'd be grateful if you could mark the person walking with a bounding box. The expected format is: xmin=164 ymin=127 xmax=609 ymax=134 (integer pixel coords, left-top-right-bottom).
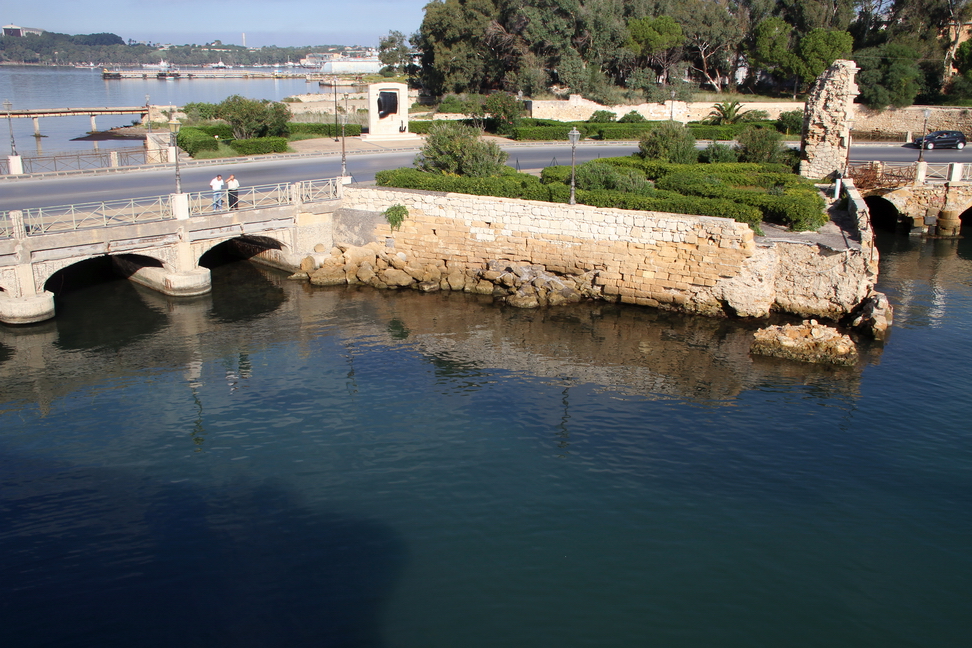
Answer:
xmin=226 ymin=174 xmax=240 ymax=210
xmin=210 ymin=174 xmax=224 ymax=211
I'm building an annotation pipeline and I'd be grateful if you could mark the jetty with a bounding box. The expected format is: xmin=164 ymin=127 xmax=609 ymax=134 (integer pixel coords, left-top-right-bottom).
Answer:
xmin=101 ymin=68 xmax=316 ymax=81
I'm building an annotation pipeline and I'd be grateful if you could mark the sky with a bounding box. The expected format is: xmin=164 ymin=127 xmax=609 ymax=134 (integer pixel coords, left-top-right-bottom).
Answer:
xmin=2 ymin=0 xmax=427 ymax=48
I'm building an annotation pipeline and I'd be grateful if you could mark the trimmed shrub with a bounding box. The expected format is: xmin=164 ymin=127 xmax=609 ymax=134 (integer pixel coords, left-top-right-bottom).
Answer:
xmin=176 ymin=127 xmax=219 ymax=157
xmin=287 ymin=122 xmax=363 ymax=137
xmin=194 ymin=123 xmax=234 ymax=139
xmin=228 ymin=137 xmax=289 ymax=155
xmin=736 ymin=126 xmax=791 ymax=164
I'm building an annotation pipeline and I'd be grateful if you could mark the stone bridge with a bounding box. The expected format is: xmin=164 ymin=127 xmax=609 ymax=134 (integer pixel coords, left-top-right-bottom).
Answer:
xmin=847 ymin=160 xmax=972 ymax=235
xmin=0 ymin=179 xmax=343 ymax=324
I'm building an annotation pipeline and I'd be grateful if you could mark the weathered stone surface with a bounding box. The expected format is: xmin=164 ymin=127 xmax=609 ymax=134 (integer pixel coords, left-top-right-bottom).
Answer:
xmin=800 ymin=60 xmax=859 ymax=180
xmin=356 ymin=261 xmax=376 ymax=284
xmin=309 ymin=266 xmax=347 ymax=286
xmin=300 ymin=256 xmax=317 ymax=273
xmin=507 ymin=292 xmax=540 ymax=308
xmin=751 ymin=320 xmax=859 ymax=365
xmin=417 ymin=280 xmax=441 ymax=292
xmin=849 ymin=291 xmax=893 ymax=341
xmin=446 ymin=270 xmax=466 ymax=291
xmin=381 ymin=267 xmax=415 ymax=287
xmin=343 ymin=245 xmax=377 ymax=267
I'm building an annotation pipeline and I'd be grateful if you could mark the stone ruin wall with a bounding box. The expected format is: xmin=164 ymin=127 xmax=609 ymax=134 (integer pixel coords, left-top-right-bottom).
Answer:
xmin=800 ymin=60 xmax=860 ymax=179
xmin=339 ymin=187 xmax=875 ymax=320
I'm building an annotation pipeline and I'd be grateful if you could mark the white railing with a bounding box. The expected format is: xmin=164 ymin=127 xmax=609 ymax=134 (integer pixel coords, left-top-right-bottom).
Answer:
xmin=925 ymin=163 xmax=950 ymax=181
xmin=19 ymin=195 xmax=174 ymax=235
xmin=0 ymin=211 xmax=12 ymax=238
xmin=186 ymin=181 xmax=294 ymax=216
xmin=298 ymin=177 xmax=340 ymax=203
xmin=1 ymin=177 xmax=342 ymax=239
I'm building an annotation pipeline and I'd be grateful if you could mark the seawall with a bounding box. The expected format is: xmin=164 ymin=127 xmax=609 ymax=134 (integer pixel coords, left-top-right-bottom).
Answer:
xmin=333 ymin=183 xmax=877 ymax=320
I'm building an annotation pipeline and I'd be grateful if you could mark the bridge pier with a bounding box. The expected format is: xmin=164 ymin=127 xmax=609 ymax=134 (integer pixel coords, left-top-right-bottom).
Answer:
xmin=32 ymin=116 xmax=40 ymax=137
xmin=90 ymin=114 xmax=98 ymax=133
xmin=0 ymin=212 xmax=56 ymax=324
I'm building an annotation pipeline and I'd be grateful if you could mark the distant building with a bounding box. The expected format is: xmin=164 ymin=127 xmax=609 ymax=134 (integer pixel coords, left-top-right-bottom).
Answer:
xmin=321 ymin=58 xmax=383 ymax=74
xmin=2 ymin=24 xmax=45 ymax=37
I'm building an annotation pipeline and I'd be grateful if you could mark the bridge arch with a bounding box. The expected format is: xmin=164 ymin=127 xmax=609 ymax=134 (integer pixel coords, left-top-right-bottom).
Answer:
xmin=863 ymin=195 xmax=904 ymax=231
xmin=42 ymin=253 xmax=173 ymax=295
xmin=197 ymin=234 xmax=292 ymax=270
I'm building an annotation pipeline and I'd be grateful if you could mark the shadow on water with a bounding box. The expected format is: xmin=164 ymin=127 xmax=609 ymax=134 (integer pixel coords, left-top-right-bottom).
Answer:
xmin=44 ymin=257 xmax=168 ymax=353
xmin=0 ymin=452 xmax=406 ymax=648
xmin=201 ymin=240 xmax=288 ymax=324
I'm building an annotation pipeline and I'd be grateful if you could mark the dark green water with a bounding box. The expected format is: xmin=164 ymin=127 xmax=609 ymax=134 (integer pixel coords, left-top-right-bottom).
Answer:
xmin=1 ymin=231 xmax=970 ymax=647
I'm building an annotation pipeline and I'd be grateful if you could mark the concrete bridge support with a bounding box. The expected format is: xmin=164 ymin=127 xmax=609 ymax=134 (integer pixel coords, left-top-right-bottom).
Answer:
xmin=32 ymin=116 xmax=40 ymax=137
xmin=0 ymin=210 xmax=56 ymax=325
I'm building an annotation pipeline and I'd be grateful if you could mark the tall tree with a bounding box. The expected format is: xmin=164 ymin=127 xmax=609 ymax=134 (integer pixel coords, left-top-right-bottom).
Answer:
xmin=672 ymin=0 xmax=746 ymax=91
xmin=378 ymin=30 xmax=413 ymax=72
xmin=626 ymin=15 xmax=684 ymax=84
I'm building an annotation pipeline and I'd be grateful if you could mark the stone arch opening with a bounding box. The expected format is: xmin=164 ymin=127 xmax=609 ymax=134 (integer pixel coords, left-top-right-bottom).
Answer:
xmin=199 ymin=235 xmax=287 ymax=269
xmin=43 ymin=254 xmax=167 ymax=296
xmin=957 ymin=204 xmax=972 ymax=227
xmin=863 ymin=196 xmax=903 ymax=232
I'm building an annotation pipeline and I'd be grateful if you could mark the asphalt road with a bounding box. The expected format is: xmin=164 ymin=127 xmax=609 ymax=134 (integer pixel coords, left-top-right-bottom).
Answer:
xmin=0 ymin=141 xmax=965 ymax=212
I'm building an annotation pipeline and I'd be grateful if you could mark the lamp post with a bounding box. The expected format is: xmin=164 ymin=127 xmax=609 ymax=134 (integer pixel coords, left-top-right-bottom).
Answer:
xmin=145 ymin=94 xmax=152 ymax=134
xmin=568 ymin=127 xmax=580 ymax=205
xmin=168 ymin=118 xmax=182 ymax=194
xmin=341 ymin=93 xmax=348 ymax=178
xmin=3 ymin=99 xmax=18 ymax=156
xmin=333 ymin=88 xmax=339 ymax=141
xmin=670 ymin=88 xmax=676 ymax=121
xmin=918 ymin=108 xmax=931 ymax=163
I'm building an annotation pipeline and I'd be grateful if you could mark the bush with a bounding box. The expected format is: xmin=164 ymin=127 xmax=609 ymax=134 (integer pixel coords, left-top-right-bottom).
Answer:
xmin=287 ymin=122 xmax=363 ymax=137
xmin=575 ymin=162 xmax=654 ymax=195
xmin=194 ymin=123 xmax=234 ymax=139
xmin=736 ymin=127 xmax=791 ymax=164
xmin=182 ymin=101 xmax=220 ymax=121
xmin=618 ymin=111 xmax=647 ymax=123
xmin=176 ymin=127 xmax=219 ymax=157
xmin=588 ymin=110 xmax=617 ymax=123
xmin=638 ymin=121 xmax=698 ymax=163
xmin=777 ymin=110 xmax=804 ymax=135
xmin=699 ymin=141 xmax=739 ymax=163
xmin=227 ymin=137 xmax=289 ymax=155
xmin=484 ymin=92 xmax=524 ymax=136
xmin=414 ymin=121 xmax=508 ymax=177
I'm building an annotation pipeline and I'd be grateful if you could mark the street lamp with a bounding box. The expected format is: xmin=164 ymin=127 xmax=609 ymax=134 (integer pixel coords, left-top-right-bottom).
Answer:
xmin=168 ymin=118 xmax=182 ymax=194
xmin=568 ymin=127 xmax=580 ymax=205
xmin=918 ymin=108 xmax=931 ymax=163
xmin=341 ymin=92 xmax=348 ymax=178
xmin=3 ymin=99 xmax=18 ymax=156
xmin=670 ymin=88 xmax=676 ymax=121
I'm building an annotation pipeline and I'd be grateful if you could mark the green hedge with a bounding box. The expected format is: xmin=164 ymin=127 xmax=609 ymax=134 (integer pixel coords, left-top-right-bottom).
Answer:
xmin=176 ymin=127 xmax=219 ymax=156
xmin=228 ymin=137 xmax=289 ymax=155
xmin=376 ymin=167 xmax=762 ymax=230
xmin=655 ymin=170 xmax=825 ymax=230
xmin=288 ymin=122 xmax=363 ymax=137
xmin=194 ymin=123 xmax=234 ymax=139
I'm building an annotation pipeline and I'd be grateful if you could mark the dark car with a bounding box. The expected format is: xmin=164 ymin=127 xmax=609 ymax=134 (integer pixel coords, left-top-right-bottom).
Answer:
xmin=913 ymin=130 xmax=967 ymax=150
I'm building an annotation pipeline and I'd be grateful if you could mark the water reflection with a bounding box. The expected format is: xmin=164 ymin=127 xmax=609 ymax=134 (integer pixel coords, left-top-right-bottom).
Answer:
xmin=0 ymin=453 xmax=406 ymax=647
xmin=206 ymin=262 xmax=287 ymax=324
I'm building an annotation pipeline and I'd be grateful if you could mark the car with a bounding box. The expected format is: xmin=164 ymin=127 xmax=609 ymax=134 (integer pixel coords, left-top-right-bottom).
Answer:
xmin=913 ymin=130 xmax=967 ymax=150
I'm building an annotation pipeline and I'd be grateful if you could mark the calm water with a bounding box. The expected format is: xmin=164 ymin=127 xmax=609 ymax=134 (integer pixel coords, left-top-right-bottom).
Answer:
xmin=1 ymin=229 xmax=970 ymax=647
xmin=0 ymin=66 xmax=334 ymax=155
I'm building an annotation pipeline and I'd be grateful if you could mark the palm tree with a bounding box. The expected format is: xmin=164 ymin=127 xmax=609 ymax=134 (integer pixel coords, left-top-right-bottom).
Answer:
xmin=705 ymin=100 xmax=752 ymax=125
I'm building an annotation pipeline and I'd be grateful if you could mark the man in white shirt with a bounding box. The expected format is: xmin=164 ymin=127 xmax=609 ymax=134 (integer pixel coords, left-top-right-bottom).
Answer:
xmin=210 ymin=174 xmax=224 ymax=211
xmin=226 ymin=174 xmax=240 ymax=210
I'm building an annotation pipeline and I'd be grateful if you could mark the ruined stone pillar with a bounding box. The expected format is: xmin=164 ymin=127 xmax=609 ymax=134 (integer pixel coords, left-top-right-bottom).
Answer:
xmin=800 ymin=60 xmax=860 ymax=180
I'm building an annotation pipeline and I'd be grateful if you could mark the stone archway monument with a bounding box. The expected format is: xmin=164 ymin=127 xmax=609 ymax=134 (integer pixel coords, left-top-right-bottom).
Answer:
xmin=800 ymin=59 xmax=859 ymax=179
xmin=361 ymin=82 xmax=421 ymax=143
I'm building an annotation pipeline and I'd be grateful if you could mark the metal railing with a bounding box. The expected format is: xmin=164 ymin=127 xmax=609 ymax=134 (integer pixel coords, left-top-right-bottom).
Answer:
xmin=846 ymin=161 xmax=916 ymax=189
xmin=187 ymin=181 xmax=294 ymax=215
xmin=925 ymin=163 xmax=950 ymax=181
xmin=5 ymin=147 xmax=167 ymax=174
xmin=18 ymin=196 xmax=174 ymax=235
xmin=0 ymin=211 xmax=12 ymax=238
xmin=298 ymin=177 xmax=340 ymax=203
